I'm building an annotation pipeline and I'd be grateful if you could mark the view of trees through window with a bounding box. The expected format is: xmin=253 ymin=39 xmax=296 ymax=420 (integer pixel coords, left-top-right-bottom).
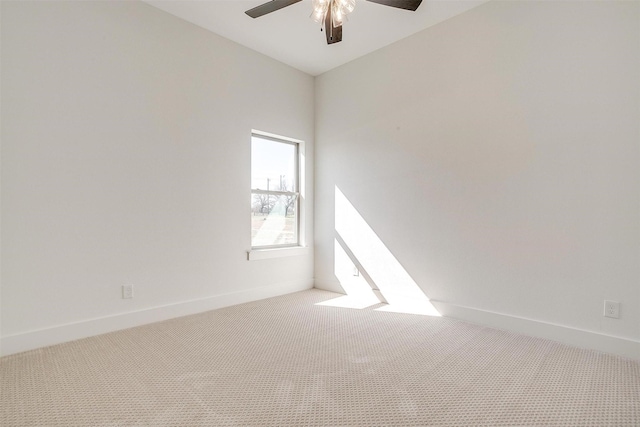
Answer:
xmin=251 ymin=134 xmax=299 ymax=247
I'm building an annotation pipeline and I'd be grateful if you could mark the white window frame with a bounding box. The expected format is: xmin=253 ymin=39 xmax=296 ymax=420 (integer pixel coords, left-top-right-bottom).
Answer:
xmin=250 ymin=130 xmax=304 ymax=254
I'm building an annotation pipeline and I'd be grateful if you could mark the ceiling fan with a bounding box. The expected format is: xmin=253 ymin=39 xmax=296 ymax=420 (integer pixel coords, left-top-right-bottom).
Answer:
xmin=245 ymin=0 xmax=423 ymax=45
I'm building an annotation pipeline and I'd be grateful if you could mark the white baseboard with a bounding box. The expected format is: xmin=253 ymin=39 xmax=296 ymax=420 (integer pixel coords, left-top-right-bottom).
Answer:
xmin=1 ymin=280 xmax=313 ymax=357
xmin=430 ymin=300 xmax=640 ymax=361
xmin=5 ymin=281 xmax=637 ymax=361
xmin=314 ymin=280 xmax=639 ymax=360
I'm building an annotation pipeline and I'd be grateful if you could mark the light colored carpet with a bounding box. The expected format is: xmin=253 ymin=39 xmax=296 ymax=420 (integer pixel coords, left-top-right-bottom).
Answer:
xmin=1 ymin=289 xmax=639 ymax=426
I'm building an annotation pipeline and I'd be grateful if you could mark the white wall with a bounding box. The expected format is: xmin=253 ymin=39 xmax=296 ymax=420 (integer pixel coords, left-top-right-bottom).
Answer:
xmin=315 ymin=1 xmax=639 ymax=358
xmin=1 ymin=1 xmax=314 ymax=355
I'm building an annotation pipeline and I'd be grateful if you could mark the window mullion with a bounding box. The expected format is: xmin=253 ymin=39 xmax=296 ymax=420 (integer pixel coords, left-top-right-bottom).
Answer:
xmin=251 ymin=189 xmax=298 ymax=197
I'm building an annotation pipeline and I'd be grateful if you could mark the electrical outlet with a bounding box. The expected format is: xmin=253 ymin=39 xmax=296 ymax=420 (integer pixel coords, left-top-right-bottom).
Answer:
xmin=122 ymin=285 xmax=134 ymax=299
xmin=603 ymin=300 xmax=620 ymax=319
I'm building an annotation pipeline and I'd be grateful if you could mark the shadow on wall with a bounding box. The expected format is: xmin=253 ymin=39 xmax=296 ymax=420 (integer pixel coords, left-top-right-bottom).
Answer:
xmin=316 ymin=186 xmax=440 ymax=316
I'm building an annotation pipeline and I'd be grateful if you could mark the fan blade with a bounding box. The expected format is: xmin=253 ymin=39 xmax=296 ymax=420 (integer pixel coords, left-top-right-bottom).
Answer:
xmin=366 ymin=0 xmax=422 ymax=11
xmin=245 ymin=0 xmax=302 ymax=18
xmin=326 ymin=24 xmax=343 ymax=44
xmin=324 ymin=5 xmax=342 ymax=44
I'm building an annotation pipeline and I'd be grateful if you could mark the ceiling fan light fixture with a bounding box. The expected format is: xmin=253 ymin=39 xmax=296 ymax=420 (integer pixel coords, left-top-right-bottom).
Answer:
xmin=332 ymin=2 xmax=345 ymax=27
xmin=310 ymin=0 xmax=329 ymax=24
xmin=337 ymin=0 xmax=356 ymax=15
xmin=310 ymin=0 xmax=355 ymax=28
xmin=247 ymin=0 xmax=422 ymax=45
xmin=312 ymin=0 xmax=330 ymax=9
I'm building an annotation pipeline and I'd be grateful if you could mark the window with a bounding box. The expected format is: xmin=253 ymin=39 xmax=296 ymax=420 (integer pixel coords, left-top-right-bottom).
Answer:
xmin=251 ymin=132 xmax=300 ymax=248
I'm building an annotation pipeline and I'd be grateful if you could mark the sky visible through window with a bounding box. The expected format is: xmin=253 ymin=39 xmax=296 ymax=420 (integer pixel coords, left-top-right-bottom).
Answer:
xmin=251 ymin=136 xmax=296 ymax=192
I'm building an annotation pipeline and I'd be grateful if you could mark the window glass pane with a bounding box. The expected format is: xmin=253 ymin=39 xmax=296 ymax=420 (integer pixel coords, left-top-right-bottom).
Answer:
xmin=251 ymin=194 xmax=297 ymax=247
xmin=251 ymin=136 xmax=296 ymax=192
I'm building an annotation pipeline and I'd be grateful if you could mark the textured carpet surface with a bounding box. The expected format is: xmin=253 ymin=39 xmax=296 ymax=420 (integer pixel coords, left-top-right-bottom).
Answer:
xmin=1 ymin=289 xmax=639 ymax=426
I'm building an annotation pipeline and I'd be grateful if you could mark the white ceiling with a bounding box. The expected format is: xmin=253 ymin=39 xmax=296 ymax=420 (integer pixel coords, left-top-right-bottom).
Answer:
xmin=144 ymin=0 xmax=488 ymax=76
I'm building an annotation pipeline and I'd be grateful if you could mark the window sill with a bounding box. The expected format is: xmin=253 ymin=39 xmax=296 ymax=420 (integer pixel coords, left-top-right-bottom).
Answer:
xmin=247 ymin=246 xmax=308 ymax=261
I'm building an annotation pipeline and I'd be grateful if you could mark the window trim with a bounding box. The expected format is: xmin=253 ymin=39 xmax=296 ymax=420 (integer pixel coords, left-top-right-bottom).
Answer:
xmin=247 ymin=246 xmax=308 ymax=261
xmin=250 ymin=130 xmax=304 ymax=251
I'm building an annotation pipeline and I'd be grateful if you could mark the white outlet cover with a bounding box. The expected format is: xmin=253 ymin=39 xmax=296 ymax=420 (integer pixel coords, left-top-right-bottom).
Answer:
xmin=604 ymin=300 xmax=620 ymax=319
xmin=122 ymin=285 xmax=134 ymax=299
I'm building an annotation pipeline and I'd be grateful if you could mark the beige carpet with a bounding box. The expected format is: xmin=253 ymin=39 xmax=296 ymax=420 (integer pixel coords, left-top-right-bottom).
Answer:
xmin=1 ymin=289 xmax=639 ymax=426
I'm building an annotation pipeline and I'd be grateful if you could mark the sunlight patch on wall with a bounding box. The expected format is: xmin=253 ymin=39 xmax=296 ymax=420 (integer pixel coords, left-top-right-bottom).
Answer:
xmin=315 ymin=239 xmax=383 ymax=309
xmin=319 ymin=186 xmax=440 ymax=316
